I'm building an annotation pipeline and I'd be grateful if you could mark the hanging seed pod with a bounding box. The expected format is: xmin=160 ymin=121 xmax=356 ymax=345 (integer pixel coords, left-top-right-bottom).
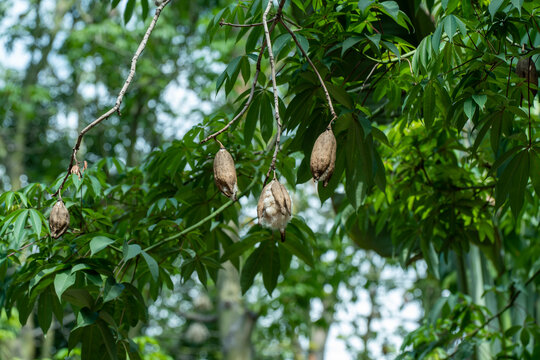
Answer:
xmin=257 ymin=178 xmax=292 ymax=242
xmin=310 ymin=128 xmax=337 ymax=187
xmin=213 ymin=144 xmax=238 ymax=201
xmin=516 ymin=56 xmax=538 ymax=98
xmin=49 ymin=200 xmax=70 ymax=239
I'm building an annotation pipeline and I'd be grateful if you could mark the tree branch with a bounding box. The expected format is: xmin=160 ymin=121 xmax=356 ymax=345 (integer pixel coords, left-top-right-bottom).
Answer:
xmin=262 ymin=0 xmax=284 ymax=185
xmin=52 ymin=0 xmax=172 ymax=197
xmin=279 ymin=19 xmax=337 ymax=129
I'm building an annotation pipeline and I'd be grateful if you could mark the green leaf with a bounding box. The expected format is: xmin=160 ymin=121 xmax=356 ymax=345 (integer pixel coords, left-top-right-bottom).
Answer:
xmin=423 ymin=83 xmax=435 ymax=127
xmin=294 ymin=33 xmax=309 ymax=56
xmin=511 ymin=0 xmax=523 ymax=13
xmin=342 ymin=36 xmax=362 ymax=56
xmin=443 ymin=15 xmax=466 ymax=43
xmin=488 ymin=0 xmax=504 ymax=19
xmin=75 ymin=307 xmax=98 ymax=331
xmin=259 ymin=91 xmax=274 ymax=143
xmin=365 ymin=33 xmax=381 ymax=49
xmin=280 ymin=234 xmax=314 ymax=267
xmin=240 ymin=56 xmax=251 ymax=84
xmin=327 ymin=82 xmax=353 ymax=109
xmin=111 ymin=0 xmax=121 ymax=9
xmin=472 ymin=94 xmax=487 ymax=109
xmin=216 ymin=70 xmax=227 ymax=94
xmin=141 ymin=0 xmax=149 ymax=19
xmin=226 ymin=56 xmax=242 ymax=77
xmin=97 ymin=320 xmax=118 ymax=360
xmin=123 ymin=243 xmax=142 ymax=262
xmin=496 ymin=150 xmax=529 ymax=216
xmin=244 ymin=93 xmax=260 ymax=145
xmin=261 ymin=241 xmax=280 ymax=295
xmin=420 ymin=238 xmax=440 ymax=279
xmin=382 ymin=41 xmax=400 ymax=61
xmin=381 ymin=1 xmax=399 ymax=20
xmin=37 ymin=288 xmax=53 ymax=333
xmin=90 ymin=236 xmax=115 ymax=256
xmin=13 ymin=209 xmax=29 ymax=243
xmin=273 ymin=33 xmax=292 ymax=58
xmin=358 ymin=0 xmax=374 ymax=13
xmin=54 ymin=271 xmax=76 ymax=299
xmin=463 ymin=99 xmax=475 ymax=120
xmin=124 ymin=0 xmax=135 ymax=24
xmin=240 ymin=245 xmax=264 ymax=294
xmin=432 ymin=24 xmax=443 ymax=53
xmin=142 ymin=251 xmax=159 ymax=281
xmin=221 ymin=233 xmax=264 ymax=262
xmin=62 ymin=288 xmax=94 ymax=309
xmin=29 ymin=209 xmax=42 ymax=237
xmin=529 ymin=150 xmax=540 ymax=197
xmin=103 ymin=278 xmax=125 ymax=303
xmin=508 ymin=151 xmax=530 ymax=218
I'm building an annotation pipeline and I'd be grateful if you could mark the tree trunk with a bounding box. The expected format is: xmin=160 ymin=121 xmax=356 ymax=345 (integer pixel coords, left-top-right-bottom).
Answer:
xmin=218 ymin=261 xmax=256 ymax=360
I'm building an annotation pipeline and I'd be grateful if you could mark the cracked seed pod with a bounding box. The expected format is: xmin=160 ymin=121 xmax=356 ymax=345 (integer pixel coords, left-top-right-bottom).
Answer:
xmin=213 ymin=145 xmax=238 ymax=200
xmin=516 ymin=57 xmax=538 ymax=98
xmin=310 ymin=128 xmax=337 ymax=187
xmin=49 ymin=200 xmax=69 ymax=239
xmin=257 ymin=179 xmax=292 ymax=242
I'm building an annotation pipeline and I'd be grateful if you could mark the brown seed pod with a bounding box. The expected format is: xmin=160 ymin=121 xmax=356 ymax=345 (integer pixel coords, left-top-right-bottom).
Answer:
xmin=49 ymin=200 xmax=70 ymax=239
xmin=310 ymin=128 xmax=337 ymax=187
xmin=213 ymin=145 xmax=238 ymax=201
xmin=516 ymin=56 xmax=538 ymax=98
xmin=257 ymin=178 xmax=292 ymax=242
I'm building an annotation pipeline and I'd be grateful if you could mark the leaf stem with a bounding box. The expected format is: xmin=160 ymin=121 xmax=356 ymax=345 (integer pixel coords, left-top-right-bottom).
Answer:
xmin=219 ymin=16 xmax=276 ymax=28
xmin=144 ymin=175 xmax=258 ymax=253
xmin=279 ymin=19 xmax=338 ymax=129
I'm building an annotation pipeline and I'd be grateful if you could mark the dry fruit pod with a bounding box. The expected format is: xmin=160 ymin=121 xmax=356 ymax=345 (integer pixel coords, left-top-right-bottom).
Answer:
xmin=516 ymin=56 xmax=538 ymax=98
xmin=310 ymin=128 xmax=337 ymax=187
xmin=213 ymin=144 xmax=238 ymax=200
xmin=257 ymin=178 xmax=292 ymax=242
xmin=49 ymin=200 xmax=70 ymax=239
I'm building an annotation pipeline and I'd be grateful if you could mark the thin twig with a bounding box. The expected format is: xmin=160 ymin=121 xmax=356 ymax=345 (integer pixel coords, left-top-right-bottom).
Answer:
xmin=263 ymin=0 xmax=283 ymax=184
xmin=7 ymin=240 xmax=38 ymax=257
xmin=444 ymin=56 xmax=483 ymax=75
xmin=219 ymin=16 xmax=276 ymax=28
xmin=360 ymin=63 xmax=380 ymax=91
xmin=361 ymin=63 xmax=394 ymax=107
xmin=52 ymin=0 xmax=172 ymax=197
xmin=279 ymin=19 xmax=337 ymax=129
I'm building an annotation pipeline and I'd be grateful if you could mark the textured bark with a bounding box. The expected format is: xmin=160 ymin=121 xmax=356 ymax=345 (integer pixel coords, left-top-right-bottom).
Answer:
xmin=218 ymin=261 xmax=255 ymax=360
